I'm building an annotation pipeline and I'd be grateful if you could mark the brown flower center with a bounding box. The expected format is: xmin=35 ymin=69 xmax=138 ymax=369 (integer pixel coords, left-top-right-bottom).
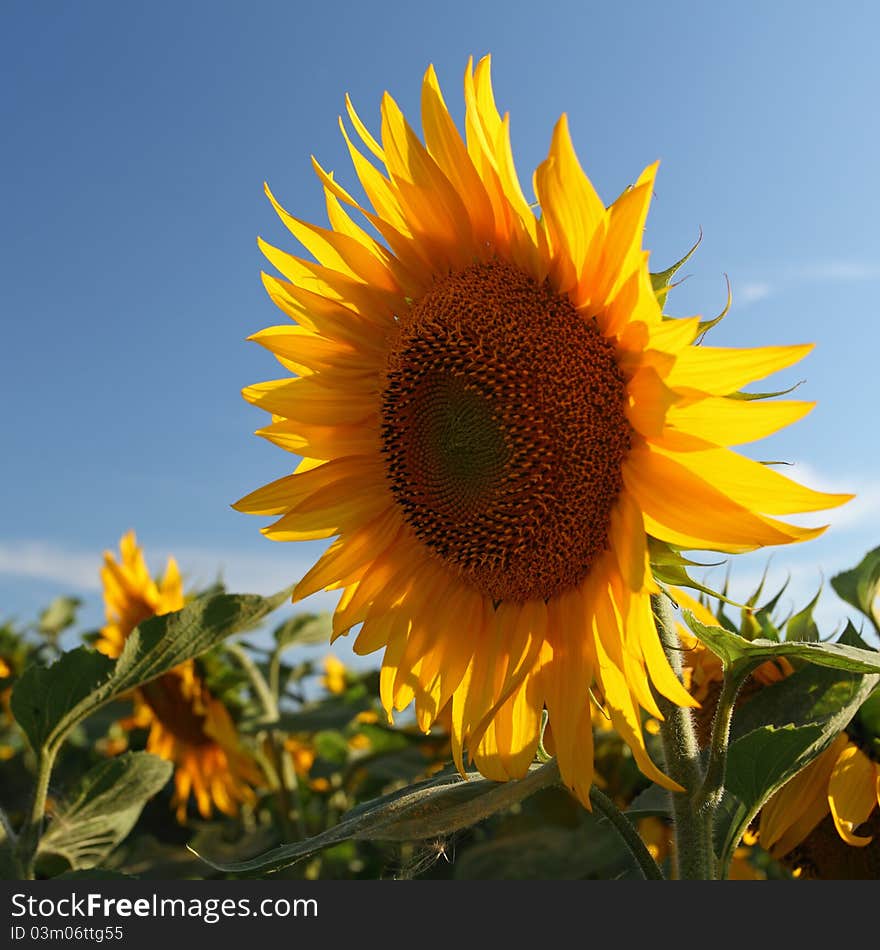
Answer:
xmin=140 ymin=672 xmax=214 ymax=747
xmin=380 ymin=259 xmax=631 ymax=603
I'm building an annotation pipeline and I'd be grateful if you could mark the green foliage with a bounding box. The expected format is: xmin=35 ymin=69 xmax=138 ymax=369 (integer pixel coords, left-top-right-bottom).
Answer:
xmin=273 ymin=612 xmax=333 ymax=649
xmin=831 ymin=544 xmax=880 ymax=632
xmin=37 ymin=753 xmax=173 ymax=872
xmin=5 ymin=541 xmax=880 ymax=882
xmin=37 ymin=596 xmax=82 ymax=640
xmin=682 ymin=612 xmax=880 ymax=674
xmin=716 ymin=653 xmax=877 ymax=872
xmin=193 ymin=760 xmax=562 ymax=875
xmin=11 ymin=587 xmax=292 ymax=760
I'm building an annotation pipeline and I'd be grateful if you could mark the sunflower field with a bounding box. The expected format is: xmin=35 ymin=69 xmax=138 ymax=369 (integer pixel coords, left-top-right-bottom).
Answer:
xmin=3 ymin=18 xmax=879 ymax=886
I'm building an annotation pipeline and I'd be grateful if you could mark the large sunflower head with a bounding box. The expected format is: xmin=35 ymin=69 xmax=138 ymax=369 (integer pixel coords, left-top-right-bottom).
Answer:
xmin=99 ymin=532 xmax=262 ymax=822
xmin=236 ymin=57 xmax=850 ymax=805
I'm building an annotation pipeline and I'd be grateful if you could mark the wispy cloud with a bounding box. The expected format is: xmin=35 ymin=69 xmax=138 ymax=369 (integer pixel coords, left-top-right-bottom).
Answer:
xmin=0 ymin=539 xmax=342 ymax=614
xmin=735 ymin=258 xmax=880 ymax=307
xmin=738 ymin=281 xmax=773 ymax=305
xmin=0 ymin=542 xmax=102 ymax=591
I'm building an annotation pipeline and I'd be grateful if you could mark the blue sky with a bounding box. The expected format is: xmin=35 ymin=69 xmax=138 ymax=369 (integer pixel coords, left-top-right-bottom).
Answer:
xmin=2 ymin=1 xmax=878 ymax=653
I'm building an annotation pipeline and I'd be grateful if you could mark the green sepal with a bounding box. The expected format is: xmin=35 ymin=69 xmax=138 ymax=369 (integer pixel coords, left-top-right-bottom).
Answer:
xmin=650 ymin=229 xmax=702 ymax=311
xmin=695 ymin=274 xmax=731 ymax=340
xmin=727 ymin=380 xmax=805 ymax=401
xmin=649 ymin=539 xmax=738 ymax=607
xmin=785 ymin=583 xmax=823 ymax=643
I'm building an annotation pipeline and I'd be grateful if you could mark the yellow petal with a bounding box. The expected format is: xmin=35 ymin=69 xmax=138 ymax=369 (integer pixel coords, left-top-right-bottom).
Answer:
xmin=656 ymin=445 xmax=853 ymax=515
xmin=421 ymin=64 xmax=495 ymax=245
xmin=759 ymin=735 xmax=844 ymax=855
xmin=664 ymin=343 xmax=813 ymax=395
xmin=241 ymin=376 xmax=377 ymax=425
xmin=663 ymin=397 xmax=815 ymax=448
xmin=828 ymin=743 xmax=877 ymax=847
xmin=624 ymin=446 xmax=827 ymax=553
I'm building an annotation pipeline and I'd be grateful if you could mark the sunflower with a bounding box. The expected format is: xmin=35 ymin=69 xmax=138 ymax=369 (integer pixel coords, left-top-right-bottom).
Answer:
xmin=235 ymin=56 xmax=850 ymax=805
xmin=675 ymin=586 xmax=880 ymax=874
xmin=97 ymin=532 xmax=263 ymax=822
xmin=760 ymin=690 xmax=880 ymax=865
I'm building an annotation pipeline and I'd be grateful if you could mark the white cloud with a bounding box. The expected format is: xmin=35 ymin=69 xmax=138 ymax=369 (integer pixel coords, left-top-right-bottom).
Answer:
xmin=735 ymin=258 xmax=880 ymax=307
xmin=0 ymin=538 xmax=342 ymax=615
xmin=0 ymin=541 xmax=102 ymax=591
xmin=737 ymin=281 xmax=773 ymax=305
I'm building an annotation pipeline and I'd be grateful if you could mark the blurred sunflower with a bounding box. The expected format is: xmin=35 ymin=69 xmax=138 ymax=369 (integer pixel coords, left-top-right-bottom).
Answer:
xmin=322 ymin=655 xmax=348 ymax=695
xmin=236 ymin=56 xmax=850 ymax=804
xmin=760 ymin=691 xmax=880 ymax=866
xmin=676 ymin=585 xmax=880 ymax=876
xmin=98 ymin=532 xmax=263 ymax=822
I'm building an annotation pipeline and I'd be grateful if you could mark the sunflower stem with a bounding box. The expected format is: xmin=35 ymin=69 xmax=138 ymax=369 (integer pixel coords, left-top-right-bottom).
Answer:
xmin=650 ymin=592 xmax=713 ymax=880
xmin=17 ymin=749 xmax=56 ymax=879
xmin=693 ymin=667 xmax=742 ymax=816
xmin=588 ymin=786 xmax=665 ymax=880
xmin=225 ymin=643 xmax=304 ymax=840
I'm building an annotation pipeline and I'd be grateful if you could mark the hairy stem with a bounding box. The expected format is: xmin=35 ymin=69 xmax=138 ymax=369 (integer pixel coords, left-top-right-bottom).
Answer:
xmin=18 ymin=749 xmax=56 ymax=879
xmin=651 ymin=592 xmax=714 ymax=880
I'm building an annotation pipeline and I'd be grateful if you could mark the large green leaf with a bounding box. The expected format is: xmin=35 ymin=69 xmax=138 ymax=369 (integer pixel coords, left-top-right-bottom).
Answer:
xmin=682 ymin=612 xmax=880 ymax=673
xmin=714 ymin=652 xmax=878 ymax=874
xmin=11 ymin=587 xmax=291 ymax=760
xmin=193 ymin=759 xmax=562 ymax=875
xmin=831 ymin=545 xmax=880 ymax=632
xmin=37 ymin=753 xmax=173 ymax=871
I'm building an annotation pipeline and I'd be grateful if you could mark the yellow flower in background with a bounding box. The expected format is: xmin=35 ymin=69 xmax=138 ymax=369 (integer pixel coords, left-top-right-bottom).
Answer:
xmin=236 ymin=56 xmax=850 ymax=805
xmin=674 ymin=586 xmax=880 ymax=874
xmin=284 ymin=735 xmax=317 ymax=777
xmin=322 ymin=655 xmax=348 ymax=695
xmin=98 ymin=532 xmax=263 ymax=822
xmin=760 ymin=705 xmax=880 ymax=859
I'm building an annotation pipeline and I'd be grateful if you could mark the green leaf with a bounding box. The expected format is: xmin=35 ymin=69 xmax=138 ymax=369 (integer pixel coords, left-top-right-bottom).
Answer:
xmin=38 ymin=596 xmax=82 ymax=638
xmin=626 ymin=783 xmax=672 ymax=819
xmin=715 ymin=658 xmax=877 ymax=872
xmin=11 ymin=586 xmax=291 ymax=759
xmin=452 ymin=821 xmax=634 ymax=880
xmin=37 ymin=753 xmax=173 ymax=871
xmin=682 ymin=611 xmax=880 ymax=673
xmin=273 ymin=612 xmax=332 ymax=649
xmin=831 ymin=545 xmax=880 ymax=632
xmin=192 ymin=759 xmax=562 ymax=875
